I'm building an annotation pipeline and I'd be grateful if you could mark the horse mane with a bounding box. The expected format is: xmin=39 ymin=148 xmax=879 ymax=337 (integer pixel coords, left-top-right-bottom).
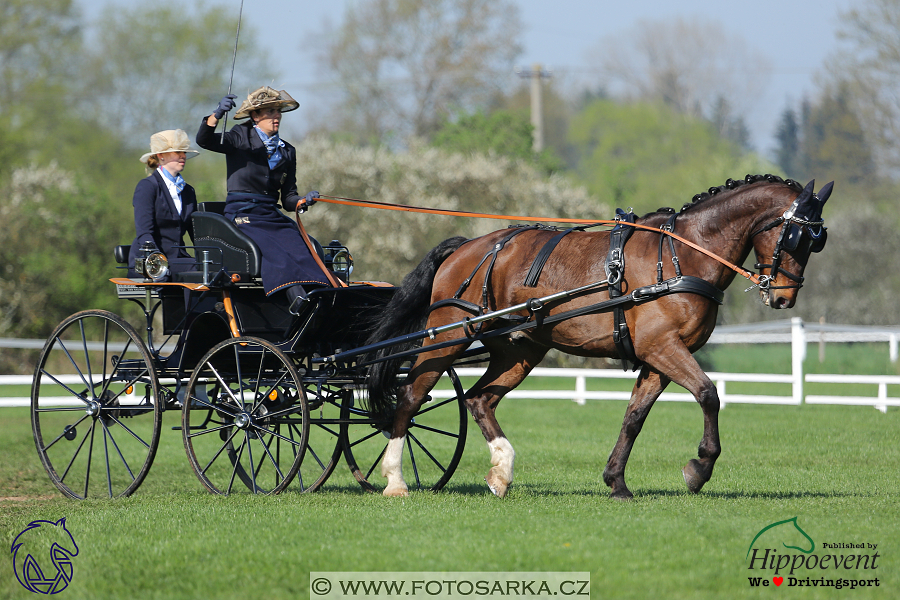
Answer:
xmin=645 ymin=174 xmax=804 ymax=217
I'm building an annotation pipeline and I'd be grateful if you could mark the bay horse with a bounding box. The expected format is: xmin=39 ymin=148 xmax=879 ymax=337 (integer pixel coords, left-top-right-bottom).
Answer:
xmin=366 ymin=174 xmax=832 ymax=499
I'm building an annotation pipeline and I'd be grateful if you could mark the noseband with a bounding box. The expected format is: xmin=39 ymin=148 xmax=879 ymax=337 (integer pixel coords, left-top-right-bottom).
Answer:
xmin=750 ymin=196 xmax=827 ymax=292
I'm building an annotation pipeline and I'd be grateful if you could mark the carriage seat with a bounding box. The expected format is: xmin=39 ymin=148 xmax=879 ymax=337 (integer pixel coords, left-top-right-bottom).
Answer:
xmin=192 ymin=202 xmax=262 ymax=279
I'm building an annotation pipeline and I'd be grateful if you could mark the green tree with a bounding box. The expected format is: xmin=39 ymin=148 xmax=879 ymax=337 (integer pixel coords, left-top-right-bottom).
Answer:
xmin=774 ymin=105 xmax=801 ymax=177
xmin=431 ymin=110 xmax=562 ymax=174
xmin=800 ymin=84 xmax=875 ymax=185
xmin=568 ymin=98 xmax=771 ymax=213
xmin=318 ymin=0 xmax=523 ymax=143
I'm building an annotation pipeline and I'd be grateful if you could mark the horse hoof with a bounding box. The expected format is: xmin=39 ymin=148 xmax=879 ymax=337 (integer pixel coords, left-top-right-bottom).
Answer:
xmin=485 ymin=475 xmax=509 ymax=498
xmin=383 ymin=485 xmax=409 ymax=498
xmin=682 ymin=459 xmax=707 ymax=494
xmin=609 ymin=489 xmax=634 ymax=501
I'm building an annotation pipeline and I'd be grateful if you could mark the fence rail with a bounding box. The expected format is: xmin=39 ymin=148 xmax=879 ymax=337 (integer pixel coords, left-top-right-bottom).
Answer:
xmin=3 ymin=318 xmax=898 ymax=412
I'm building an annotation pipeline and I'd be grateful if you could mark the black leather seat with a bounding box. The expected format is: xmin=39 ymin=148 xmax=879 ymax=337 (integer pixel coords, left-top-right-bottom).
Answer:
xmin=192 ymin=202 xmax=262 ymax=278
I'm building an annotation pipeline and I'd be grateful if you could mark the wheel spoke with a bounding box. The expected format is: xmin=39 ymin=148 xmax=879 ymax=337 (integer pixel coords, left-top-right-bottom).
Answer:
xmin=407 ymin=430 xmax=447 ymax=473
xmin=40 ymin=413 xmax=91 ymax=452
xmin=200 ymin=426 xmax=241 ymax=476
xmin=100 ymin=419 xmax=136 ymax=483
xmin=83 ymin=419 xmax=97 ymax=498
xmin=103 ymin=424 xmax=112 ymax=498
xmin=59 ymin=419 xmax=94 ymax=484
xmin=79 ymin=319 xmax=94 ymax=395
xmin=37 ymin=369 xmax=91 ymax=407
xmin=413 ymin=396 xmax=458 ymax=416
xmin=409 ymin=422 xmax=459 ymax=439
xmin=102 ymin=412 xmax=152 ymax=450
xmin=406 ymin=435 xmax=422 ymax=489
xmin=227 ymin=433 xmax=248 ymax=495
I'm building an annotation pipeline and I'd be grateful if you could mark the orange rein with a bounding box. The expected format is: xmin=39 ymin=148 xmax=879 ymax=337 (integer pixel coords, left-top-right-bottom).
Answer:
xmin=315 ymin=194 xmax=761 ymax=286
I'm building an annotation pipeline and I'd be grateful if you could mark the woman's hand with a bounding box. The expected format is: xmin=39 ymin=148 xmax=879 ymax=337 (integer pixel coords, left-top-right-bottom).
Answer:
xmin=298 ymin=191 xmax=319 ymax=213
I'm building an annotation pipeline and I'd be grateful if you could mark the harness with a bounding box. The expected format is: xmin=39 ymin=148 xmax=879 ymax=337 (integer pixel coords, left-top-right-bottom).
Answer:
xmin=749 ymin=190 xmax=828 ymax=293
xmin=436 ymin=211 xmax=724 ymax=371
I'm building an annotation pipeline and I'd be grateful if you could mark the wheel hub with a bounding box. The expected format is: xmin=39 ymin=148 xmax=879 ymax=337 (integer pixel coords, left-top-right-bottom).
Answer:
xmin=86 ymin=400 xmax=102 ymax=417
xmin=235 ymin=413 xmax=252 ymax=430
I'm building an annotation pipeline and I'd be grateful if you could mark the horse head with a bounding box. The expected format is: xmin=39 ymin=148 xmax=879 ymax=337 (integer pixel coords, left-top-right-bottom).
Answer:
xmin=750 ymin=179 xmax=832 ymax=309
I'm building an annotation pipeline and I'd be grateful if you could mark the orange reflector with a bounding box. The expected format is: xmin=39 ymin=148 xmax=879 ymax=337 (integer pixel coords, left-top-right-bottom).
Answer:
xmin=268 ymin=389 xmax=279 ymax=401
xmin=126 ymin=385 xmax=134 ymax=394
xmin=231 ymin=274 xmax=241 ymax=283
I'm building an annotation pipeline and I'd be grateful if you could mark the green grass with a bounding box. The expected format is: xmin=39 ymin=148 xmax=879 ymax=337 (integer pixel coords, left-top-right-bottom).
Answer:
xmin=2 ymin=396 xmax=898 ymax=600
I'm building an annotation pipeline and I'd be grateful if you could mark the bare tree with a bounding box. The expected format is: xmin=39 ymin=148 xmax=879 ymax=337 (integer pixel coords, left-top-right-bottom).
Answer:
xmin=317 ymin=0 xmax=523 ymax=143
xmin=588 ymin=17 xmax=770 ymax=124
xmin=77 ymin=4 xmax=274 ymax=147
xmin=826 ymin=0 xmax=900 ymax=176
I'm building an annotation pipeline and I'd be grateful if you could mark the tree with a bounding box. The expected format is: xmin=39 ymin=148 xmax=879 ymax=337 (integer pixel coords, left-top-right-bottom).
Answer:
xmin=431 ymin=110 xmax=562 ymax=174
xmin=294 ymin=137 xmax=603 ymax=282
xmin=588 ymin=17 xmax=770 ymax=126
xmin=799 ymin=84 xmax=875 ymax=185
xmin=774 ymin=106 xmax=801 ymax=177
xmin=0 ymin=0 xmax=80 ymax=107
xmin=568 ymin=98 xmax=772 ymax=213
xmin=317 ymin=0 xmax=523 ymax=143
xmin=826 ymin=0 xmax=900 ymax=175
xmin=77 ymin=3 xmax=275 ymax=148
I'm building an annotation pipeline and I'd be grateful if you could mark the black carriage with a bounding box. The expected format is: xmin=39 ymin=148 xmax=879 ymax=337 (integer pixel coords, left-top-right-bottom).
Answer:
xmin=30 ymin=203 xmax=467 ymax=499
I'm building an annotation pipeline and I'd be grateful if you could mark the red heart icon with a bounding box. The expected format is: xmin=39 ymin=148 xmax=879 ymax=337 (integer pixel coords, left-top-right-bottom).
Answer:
xmin=773 ymin=577 xmax=784 ymax=586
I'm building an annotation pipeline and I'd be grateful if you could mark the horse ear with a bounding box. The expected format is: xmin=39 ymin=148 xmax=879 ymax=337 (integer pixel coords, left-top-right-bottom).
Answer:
xmin=797 ymin=179 xmax=815 ymax=203
xmin=817 ymin=181 xmax=834 ymax=205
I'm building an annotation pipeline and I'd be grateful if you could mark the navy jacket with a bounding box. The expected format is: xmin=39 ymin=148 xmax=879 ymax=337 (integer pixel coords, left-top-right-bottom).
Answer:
xmin=196 ymin=118 xmax=302 ymax=210
xmin=128 ymin=169 xmax=196 ymax=275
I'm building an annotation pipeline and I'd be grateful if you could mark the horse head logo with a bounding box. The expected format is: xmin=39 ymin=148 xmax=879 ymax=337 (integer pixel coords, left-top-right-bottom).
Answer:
xmin=10 ymin=518 xmax=79 ymax=594
xmin=746 ymin=516 xmax=815 ymax=559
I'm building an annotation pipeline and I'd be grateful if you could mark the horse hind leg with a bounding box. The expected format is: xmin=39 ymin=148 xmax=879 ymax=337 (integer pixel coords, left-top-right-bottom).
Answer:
xmin=603 ymin=366 xmax=669 ymax=500
xmin=466 ymin=340 xmax=547 ymax=498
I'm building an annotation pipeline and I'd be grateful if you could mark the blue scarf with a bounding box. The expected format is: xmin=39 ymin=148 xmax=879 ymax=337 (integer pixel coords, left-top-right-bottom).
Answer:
xmin=255 ymin=126 xmax=284 ymax=169
xmin=160 ymin=167 xmax=185 ymax=195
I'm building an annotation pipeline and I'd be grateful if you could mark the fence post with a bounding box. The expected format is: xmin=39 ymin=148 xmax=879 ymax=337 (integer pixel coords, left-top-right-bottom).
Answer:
xmin=792 ymin=317 xmax=805 ymax=405
xmin=574 ymin=374 xmax=586 ymax=405
xmin=890 ymin=333 xmax=898 ymax=363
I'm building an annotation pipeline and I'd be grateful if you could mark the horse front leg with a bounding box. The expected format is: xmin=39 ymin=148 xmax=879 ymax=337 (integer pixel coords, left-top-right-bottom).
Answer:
xmin=603 ymin=366 xmax=669 ymax=500
xmin=642 ymin=342 xmax=722 ymax=495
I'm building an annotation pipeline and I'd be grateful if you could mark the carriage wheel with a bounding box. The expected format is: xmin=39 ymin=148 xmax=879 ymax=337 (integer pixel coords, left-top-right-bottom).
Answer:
xmin=31 ymin=310 xmax=162 ymax=500
xmin=342 ymin=368 xmax=467 ymax=492
xmin=181 ymin=337 xmax=308 ymax=495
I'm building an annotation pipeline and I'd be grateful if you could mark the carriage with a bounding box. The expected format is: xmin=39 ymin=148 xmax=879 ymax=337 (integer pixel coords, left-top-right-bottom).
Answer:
xmin=31 ymin=175 xmax=832 ymax=501
xmin=29 ymin=201 xmax=468 ymax=499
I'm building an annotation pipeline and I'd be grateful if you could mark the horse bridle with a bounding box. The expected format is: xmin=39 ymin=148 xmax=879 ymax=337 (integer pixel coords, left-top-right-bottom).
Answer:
xmin=749 ymin=196 xmax=827 ymax=292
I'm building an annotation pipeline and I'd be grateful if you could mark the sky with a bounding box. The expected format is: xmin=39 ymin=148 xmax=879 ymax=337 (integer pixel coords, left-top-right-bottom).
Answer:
xmin=77 ymin=0 xmax=854 ymax=157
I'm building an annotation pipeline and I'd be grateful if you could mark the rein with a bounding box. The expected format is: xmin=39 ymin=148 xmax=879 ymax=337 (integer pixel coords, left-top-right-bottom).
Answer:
xmin=315 ymin=194 xmax=763 ymax=286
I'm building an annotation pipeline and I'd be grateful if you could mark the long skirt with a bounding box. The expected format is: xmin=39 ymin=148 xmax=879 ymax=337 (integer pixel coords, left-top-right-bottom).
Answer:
xmin=224 ymin=202 xmax=331 ymax=295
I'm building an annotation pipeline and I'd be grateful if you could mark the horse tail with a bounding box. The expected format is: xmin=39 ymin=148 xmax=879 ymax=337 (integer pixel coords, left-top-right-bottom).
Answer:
xmin=365 ymin=236 xmax=469 ymax=417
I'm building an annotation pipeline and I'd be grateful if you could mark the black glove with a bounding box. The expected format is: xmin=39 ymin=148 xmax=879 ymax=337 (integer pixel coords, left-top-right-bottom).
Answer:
xmin=213 ymin=94 xmax=237 ymax=119
xmin=298 ymin=191 xmax=319 ymax=213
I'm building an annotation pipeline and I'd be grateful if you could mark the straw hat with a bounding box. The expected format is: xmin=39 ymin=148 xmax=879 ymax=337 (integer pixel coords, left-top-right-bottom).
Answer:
xmin=233 ymin=86 xmax=299 ymax=120
xmin=139 ymin=129 xmax=200 ymax=163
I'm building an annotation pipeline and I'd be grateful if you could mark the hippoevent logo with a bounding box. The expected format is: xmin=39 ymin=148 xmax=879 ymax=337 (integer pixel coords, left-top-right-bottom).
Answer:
xmin=746 ymin=517 xmax=881 ymax=591
xmin=10 ymin=518 xmax=79 ymax=594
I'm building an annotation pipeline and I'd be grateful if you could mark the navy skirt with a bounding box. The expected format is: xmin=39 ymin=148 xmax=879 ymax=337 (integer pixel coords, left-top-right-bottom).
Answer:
xmin=224 ymin=199 xmax=331 ymax=295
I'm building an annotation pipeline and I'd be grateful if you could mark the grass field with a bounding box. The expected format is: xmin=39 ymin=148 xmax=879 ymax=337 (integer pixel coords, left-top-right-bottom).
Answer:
xmin=2 ymin=368 xmax=898 ymax=600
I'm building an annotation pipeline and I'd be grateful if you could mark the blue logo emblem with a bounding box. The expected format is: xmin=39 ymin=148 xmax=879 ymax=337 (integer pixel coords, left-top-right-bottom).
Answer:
xmin=10 ymin=518 xmax=79 ymax=594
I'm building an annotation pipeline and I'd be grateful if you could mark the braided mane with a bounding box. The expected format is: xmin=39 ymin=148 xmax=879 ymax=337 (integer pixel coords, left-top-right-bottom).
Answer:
xmin=649 ymin=174 xmax=804 ymax=216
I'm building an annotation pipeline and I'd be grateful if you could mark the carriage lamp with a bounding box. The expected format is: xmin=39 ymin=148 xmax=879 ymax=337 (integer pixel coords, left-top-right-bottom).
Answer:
xmin=134 ymin=241 xmax=169 ymax=282
xmin=326 ymin=240 xmax=353 ymax=282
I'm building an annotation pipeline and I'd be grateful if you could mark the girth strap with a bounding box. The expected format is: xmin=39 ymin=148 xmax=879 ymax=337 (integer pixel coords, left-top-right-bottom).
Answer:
xmin=606 ymin=209 xmax=638 ymax=370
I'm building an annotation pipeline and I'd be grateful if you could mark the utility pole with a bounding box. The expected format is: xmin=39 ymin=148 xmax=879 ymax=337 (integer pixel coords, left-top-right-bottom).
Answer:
xmin=516 ymin=63 xmax=552 ymax=152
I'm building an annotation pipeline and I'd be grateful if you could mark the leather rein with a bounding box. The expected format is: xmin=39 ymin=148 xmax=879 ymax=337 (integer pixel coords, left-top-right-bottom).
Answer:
xmin=314 ymin=194 xmax=766 ymax=286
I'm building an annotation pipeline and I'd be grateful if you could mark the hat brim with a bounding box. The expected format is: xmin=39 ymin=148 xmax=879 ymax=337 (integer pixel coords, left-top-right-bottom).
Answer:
xmin=234 ymin=99 xmax=300 ymax=120
xmin=140 ymin=149 xmax=200 ymax=164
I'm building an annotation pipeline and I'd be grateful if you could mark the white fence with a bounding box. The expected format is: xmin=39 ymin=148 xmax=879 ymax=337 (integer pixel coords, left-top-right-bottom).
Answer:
xmin=3 ymin=318 xmax=899 ymax=412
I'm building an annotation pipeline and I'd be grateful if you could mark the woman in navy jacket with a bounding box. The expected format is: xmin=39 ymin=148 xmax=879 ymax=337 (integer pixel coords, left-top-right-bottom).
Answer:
xmin=128 ymin=129 xmax=199 ymax=278
xmin=196 ymin=86 xmax=328 ymax=313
